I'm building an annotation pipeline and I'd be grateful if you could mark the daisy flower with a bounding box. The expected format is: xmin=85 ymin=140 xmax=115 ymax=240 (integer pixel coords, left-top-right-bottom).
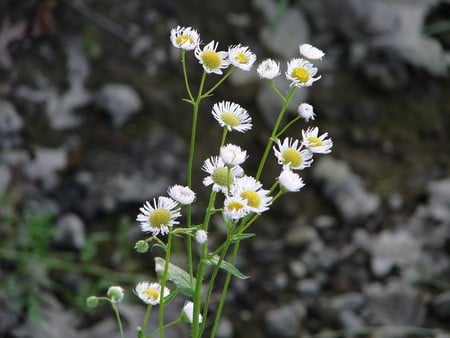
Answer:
xmin=228 ymin=44 xmax=256 ymax=71
xmin=231 ymin=176 xmax=272 ymax=214
xmin=195 ymin=41 xmax=230 ymax=74
xmin=286 ymin=58 xmax=321 ymax=87
xmin=202 ymin=156 xmax=238 ymax=194
xmin=302 ymin=127 xmax=333 ymax=154
xmin=170 ymin=26 xmax=200 ymax=50
xmin=273 ymin=137 xmax=313 ymax=170
xmin=298 ymin=103 xmax=315 ymax=122
xmin=195 ymin=230 xmax=208 ymax=244
xmin=168 ymin=185 xmax=196 ymax=205
xmin=256 ymin=58 xmax=281 ymax=79
xmin=299 ymin=43 xmax=325 ymax=60
xmin=183 ymin=301 xmax=203 ymax=323
xmin=220 ymin=144 xmax=248 ymax=167
xmin=211 ymin=101 xmax=252 ymax=133
xmin=278 ymin=169 xmax=305 ymax=192
xmin=135 ymin=282 xmax=170 ymax=305
xmin=224 ymin=195 xmax=250 ymax=220
xmin=136 ymin=197 xmax=181 ymax=236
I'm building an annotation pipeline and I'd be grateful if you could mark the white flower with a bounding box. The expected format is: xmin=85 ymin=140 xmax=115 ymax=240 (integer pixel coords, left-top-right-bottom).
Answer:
xmin=183 ymin=301 xmax=202 ymax=323
xmin=195 ymin=230 xmax=208 ymax=244
xmin=220 ymin=144 xmax=248 ymax=166
xmin=302 ymin=127 xmax=333 ymax=154
xmin=224 ymin=195 xmax=250 ymax=220
xmin=211 ymin=101 xmax=252 ymax=133
xmin=168 ymin=185 xmax=196 ymax=205
xmin=170 ymin=26 xmax=200 ymax=50
xmin=202 ymin=156 xmax=238 ymax=194
xmin=273 ymin=137 xmax=313 ymax=170
xmin=279 ymin=169 xmax=305 ymax=192
xmin=228 ymin=44 xmax=256 ymax=71
xmin=298 ymin=103 xmax=315 ymax=122
xmin=195 ymin=41 xmax=230 ymax=74
xmin=231 ymin=176 xmax=272 ymax=214
xmin=107 ymin=286 xmax=124 ymax=303
xmin=136 ymin=197 xmax=181 ymax=236
xmin=256 ymin=59 xmax=281 ymax=79
xmin=299 ymin=43 xmax=325 ymax=60
xmin=286 ymin=58 xmax=321 ymax=87
xmin=135 ymin=282 xmax=170 ymax=305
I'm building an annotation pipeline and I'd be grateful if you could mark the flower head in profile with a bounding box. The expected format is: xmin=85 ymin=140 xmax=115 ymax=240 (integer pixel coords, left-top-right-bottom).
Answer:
xmin=170 ymin=26 xmax=200 ymax=50
xmin=211 ymin=101 xmax=252 ymax=133
xmin=299 ymin=43 xmax=325 ymax=60
xmin=298 ymin=103 xmax=315 ymax=122
xmin=231 ymin=176 xmax=272 ymax=214
xmin=257 ymin=59 xmax=281 ymax=79
xmin=220 ymin=144 xmax=248 ymax=167
xmin=228 ymin=44 xmax=256 ymax=71
xmin=302 ymin=127 xmax=333 ymax=154
xmin=195 ymin=41 xmax=230 ymax=74
xmin=286 ymin=58 xmax=321 ymax=87
xmin=107 ymin=286 xmax=125 ymax=303
xmin=273 ymin=137 xmax=313 ymax=170
xmin=224 ymin=195 xmax=250 ymax=220
xmin=202 ymin=156 xmax=239 ymax=194
xmin=135 ymin=282 xmax=170 ymax=305
xmin=136 ymin=197 xmax=181 ymax=236
xmin=278 ymin=169 xmax=305 ymax=192
xmin=168 ymin=185 xmax=196 ymax=205
xmin=183 ymin=301 xmax=202 ymax=323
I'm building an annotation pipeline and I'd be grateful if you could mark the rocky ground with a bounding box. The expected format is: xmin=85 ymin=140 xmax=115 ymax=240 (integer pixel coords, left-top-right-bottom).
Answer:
xmin=1 ymin=0 xmax=450 ymax=337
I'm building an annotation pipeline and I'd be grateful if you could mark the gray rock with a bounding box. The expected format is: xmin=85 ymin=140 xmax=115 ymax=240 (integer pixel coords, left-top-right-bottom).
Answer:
xmin=432 ymin=291 xmax=450 ymax=318
xmin=265 ymin=302 xmax=306 ymax=338
xmin=330 ymin=292 xmax=364 ymax=312
xmin=25 ymin=147 xmax=68 ymax=190
xmin=427 ymin=178 xmax=450 ymax=223
xmin=0 ymin=164 xmax=11 ymax=194
xmin=289 ymin=260 xmax=308 ymax=278
xmin=215 ymin=317 xmax=234 ymax=338
xmin=0 ymin=100 xmax=23 ymax=133
xmin=296 ymin=277 xmax=323 ymax=295
xmin=284 ymin=222 xmax=318 ymax=248
xmin=54 ymin=213 xmax=86 ymax=250
xmin=95 ymin=83 xmax=142 ymax=128
xmin=337 ymin=310 xmax=365 ymax=329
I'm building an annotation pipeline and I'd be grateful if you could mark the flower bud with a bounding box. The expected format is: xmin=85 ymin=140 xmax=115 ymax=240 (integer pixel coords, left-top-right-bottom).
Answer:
xmin=86 ymin=296 xmax=99 ymax=308
xmin=135 ymin=240 xmax=149 ymax=253
xmin=107 ymin=286 xmax=124 ymax=303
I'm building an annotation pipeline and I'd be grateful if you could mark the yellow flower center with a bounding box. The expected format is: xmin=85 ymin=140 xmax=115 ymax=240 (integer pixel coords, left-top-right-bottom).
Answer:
xmin=292 ymin=67 xmax=309 ymax=83
xmin=240 ymin=190 xmax=261 ymax=208
xmin=176 ymin=34 xmax=194 ymax=46
xmin=201 ymin=50 xmax=221 ymax=69
xmin=143 ymin=288 xmax=160 ymax=302
xmin=235 ymin=53 xmax=248 ymax=64
xmin=282 ymin=148 xmax=303 ymax=167
xmin=149 ymin=209 xmax=171 ymax=227
xmin=308 ymin=136 xmax=323 ymax=147
xmin=221 ymin=112 xmax=240 ymax=127
xmin=212 ymin=167 xmax=231 ymax=187
xmin=228 ymin=200 xmax=245 ymax=211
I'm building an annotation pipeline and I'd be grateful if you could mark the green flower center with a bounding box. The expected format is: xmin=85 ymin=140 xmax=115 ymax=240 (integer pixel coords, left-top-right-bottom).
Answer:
xmin=241 ymin=190 xmax=261 ymax=208
xmin=143 ymin=288 xmax=160 ymax=301
xmin=149 ymin=209 xmax=171 ymax=227
xmin=235 ymin=53 xmax=248 ymax=64
xmin=201 ymin=50 xmax=221 ymax=69
xmin=221 ymin=112 xmax=240 ymax=127
xmin=308 ymin=136 xmax=323 ymax=147
xmin=176 ymin=34 xmax=194 ymax=46
xmin=282 ymin=148 xmax=303 ymax=167
xmin=292 ymin=67 xmax=309 ymax=83
xmin=228 ymin=200 xmax=245 ymax=211
xmin=212 ymin=167 xmax=231 ymax=187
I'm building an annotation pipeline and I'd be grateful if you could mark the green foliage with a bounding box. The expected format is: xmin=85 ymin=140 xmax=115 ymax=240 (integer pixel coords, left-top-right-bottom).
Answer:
xmin=154 ymin=257 xmax=196 ymax=297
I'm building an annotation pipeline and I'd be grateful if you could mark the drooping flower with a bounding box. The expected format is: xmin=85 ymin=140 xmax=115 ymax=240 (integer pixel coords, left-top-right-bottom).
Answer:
xmin=286 ymin=58 xmax=321 ymax=87
xmin=168 ymin=185 xmax=196 ymax=205
xmin=220 ymin=144 xmax=248 ymax=167
xmin=170 ymin=26 xmax=200 ymax=50
xmin=182 ymin=301 xmax=203 ymax=323
xmin=195 ymin=41 xmax=230 ymax=74
xmin=299 ymin=43 xmax=325 ymax=60
xmin=202 ymin=156 xmax=238 ymax=194
xmin=278 ymin=169 xmax=305 ymax=192
xmin=136 ymin=197 xmax=181 ymax=236
xmin=224 ymin=195 xmax=250 ymax=220
xmin=231 ymin=176 xmax=272 ymax=214
xmin=298 ymin=103 xmax=315 ymax=122
xmin=256 ymin=58 xmax=281 ymax=79
xmin=195 ymin=230 xmax=208 ymax=244
xmin=301 ymin=127 xmax=333 ymax=154
xmin=273 ymin=137 xmax=313 ymax=170
xmin=228 ymin=44 xmax=256 ymax=71
xmin=135 ymin=282 xmax=170 ymax=305
xmin=211 ymin=101 xmax=252 ymax=133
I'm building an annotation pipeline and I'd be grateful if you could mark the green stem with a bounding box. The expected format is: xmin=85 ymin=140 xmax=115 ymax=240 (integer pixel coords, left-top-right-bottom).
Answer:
xmin=142 ymin=304 xmax=153 ymax=337
xmin=202 ymin=67 xmax=236 ymax=98
xmin=276 ymin=115 xmax=301 ymax=138
xmin=255 ymin=86 xmax=297 ymax=180
xmin=111 ymin=302 xmax=125 ymax=338
xmin=159 ymin=231 xmax=174 ymax=338
xmin=181 ymin=50 xmax=195 ymax=102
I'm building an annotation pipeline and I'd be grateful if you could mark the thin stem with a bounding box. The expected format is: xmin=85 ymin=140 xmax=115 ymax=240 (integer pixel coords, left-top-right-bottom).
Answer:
xmin=276 ymin=115 xmax=301 ymax=138
xmin=181 ymin=50 xmax=195 ymax=102
xmin=159 ymin=231 xmax=174 ymax=338
xmin=202 ymin=67 xmax=236 ymax=98
xmin=142 ymin=304 xmax=153 ymax=337
xmin=111 ymin=302 xmax=125 ymax=338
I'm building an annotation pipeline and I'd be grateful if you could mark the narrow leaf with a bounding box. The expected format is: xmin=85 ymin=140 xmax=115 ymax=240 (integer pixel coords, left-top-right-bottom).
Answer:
xmin=154 ymin=257 xmax=195 ymax=296
xmin=204 ymin=255 xmax=249 ymax=279
xmin=229 ymin=233 xmax=256 ymax=243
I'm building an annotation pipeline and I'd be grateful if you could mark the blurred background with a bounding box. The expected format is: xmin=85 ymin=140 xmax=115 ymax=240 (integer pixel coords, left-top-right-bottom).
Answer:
xmin=0 ymin=0 xmax=449 ymax=337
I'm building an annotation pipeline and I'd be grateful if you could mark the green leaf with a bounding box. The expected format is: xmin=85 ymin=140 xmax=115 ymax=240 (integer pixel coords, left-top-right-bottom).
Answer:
xmin=154 ymin=257 xmax=195 ymax=296
xmin=229 ymin=233 xmax=256 ymax=243
xmin=204 ymin=255 xmax=249 ymax=279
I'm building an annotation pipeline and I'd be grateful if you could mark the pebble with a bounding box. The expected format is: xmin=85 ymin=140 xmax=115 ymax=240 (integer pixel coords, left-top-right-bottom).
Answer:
xmin=265 ymin=302 xmax=306 ymax=338
xmin=0 ymin=164 xmax=11 ymax=194
xmin=0 ymin=100 xmax=23 ymax=133
xmin=215 ymin=317 xmax=234 ymax=338
xmin=432 ymin=291 xmax=450 ymax=318
xmin=54 ymin=213 xmax=86 ymax=250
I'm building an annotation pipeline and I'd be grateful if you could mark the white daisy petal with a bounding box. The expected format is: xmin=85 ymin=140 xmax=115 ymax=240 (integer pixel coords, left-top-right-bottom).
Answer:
xmin=297 ymin=103 xmax=316 ymax=122
xmin=285 ymin=58 xmax=321 ymax=87
xmin=224 ymin=195 xmax=250 ymax=220
xmin=220 ymin=144 xmax=248 ymax=166
xmin=279 ymin=169 xmax=305 ymax=192
xmin=195 ymin=41 xmax=230 ymax=74
xmin=299 ymin=43 xmax=325 ymax=60
xmin=170 ymin=26 xmax=200 ymax=50
xmin=256 ymin=58 xmax=281 ymax=79
xmin=273 ymin=137 xmax=314 ymax=170
xmin=135 ymin=282 xmax=170 ymax=305
xmin=301 ymin=127 xmax=333 ymax=154
xmin=168 ymin=185 xmax=196 ymax=205
xmin=211 ymin=101 xmax=252 ymax=133
xmin=136 ymin=197 xmax=181 ymax=236
xmin=228 ymin=44 xmax=257 ymax=71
